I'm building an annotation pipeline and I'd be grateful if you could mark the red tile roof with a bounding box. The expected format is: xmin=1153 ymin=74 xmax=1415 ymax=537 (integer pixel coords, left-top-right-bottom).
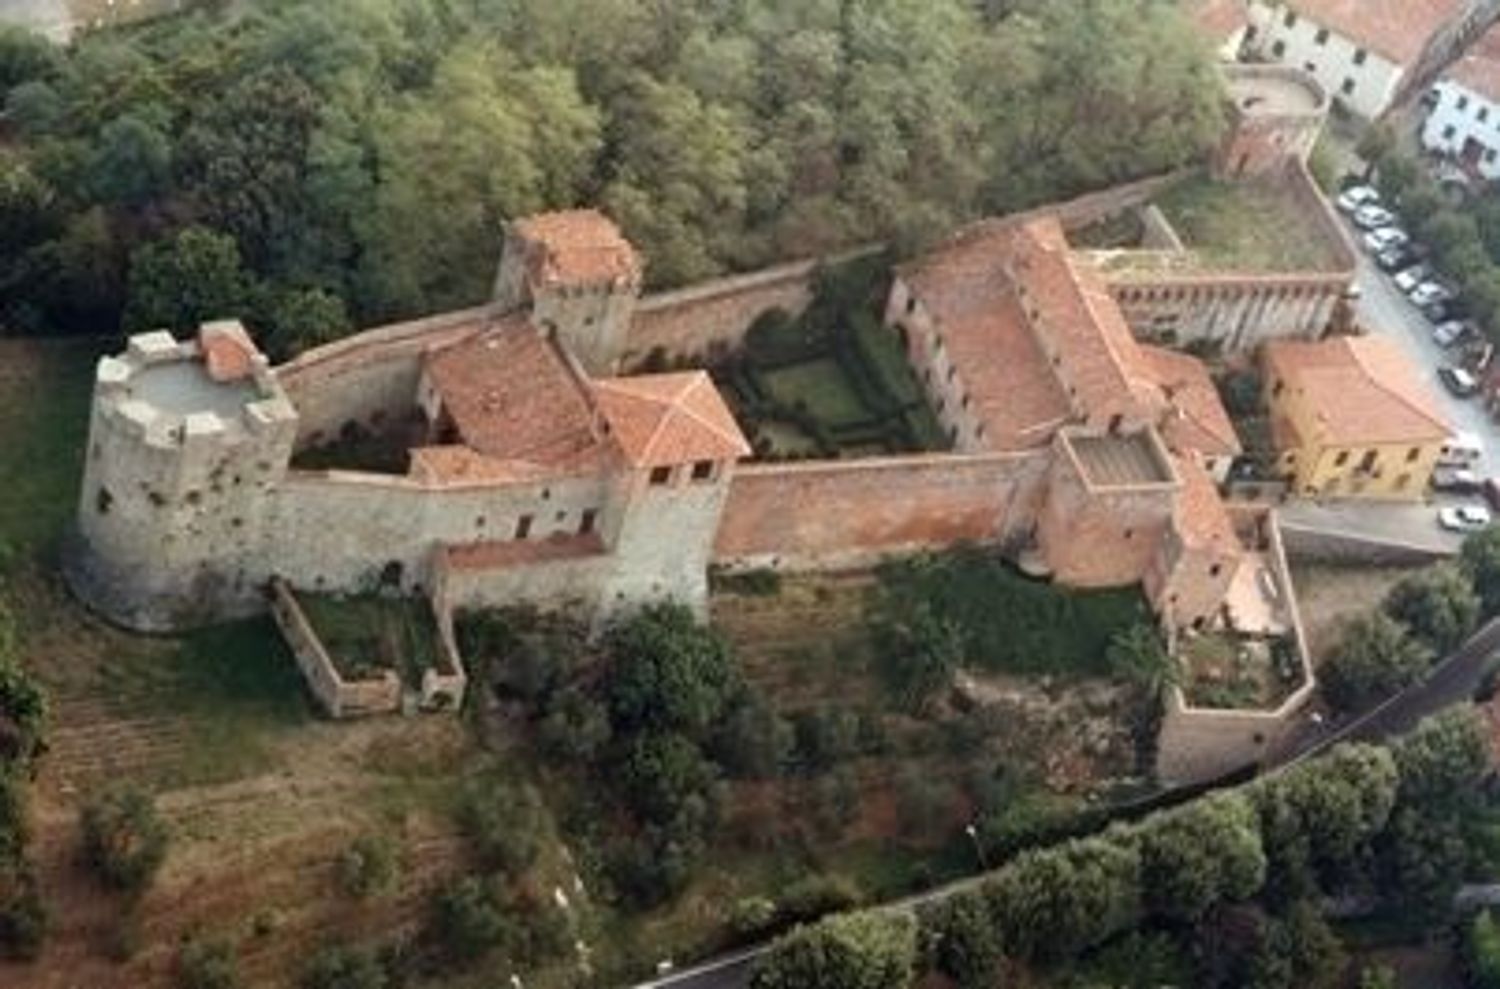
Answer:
xmin=592 ymin=372 xmax=751 ymax=468
xmin=445 ymin=531 xmax=607 ymax=571
xmin=1174 ymin=452 xmax=1240 ymax=550
xmin=198 ymin=321 xmax=258 ymax=383
xmin=1185 ymin=0 xmax=1250 ymax=45
xmin=514 ymin=210 xmax=642 ymax=288
xmin=424 ymin=317 xmax=605 ymax=467
xmin=901 ymin=225 xmax=1072 ymax=450
xmin=1284 ymin=0 xmax=1465 ymax=67
xmin=1447 ymin=20 xmax=1500 ymax=103
xmin=1264 ymin=335 xmax=1451 ymax=445
xmin=1140 ymin=345 xmax=1243 ymax=457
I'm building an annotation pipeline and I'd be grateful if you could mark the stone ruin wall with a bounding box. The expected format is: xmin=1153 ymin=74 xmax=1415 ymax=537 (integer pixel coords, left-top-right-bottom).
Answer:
xmin=712 ymin=451 xmax=1051 ymax=572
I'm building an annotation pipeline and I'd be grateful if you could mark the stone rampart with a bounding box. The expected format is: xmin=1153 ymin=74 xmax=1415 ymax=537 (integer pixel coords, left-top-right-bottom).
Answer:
xmin=268 ymin=580 xmax=402 ymax=718
xmin=276 ymin=306 xmax=492 ymax=447
xmin=1157 ymin=509 xmax=1318 ymax=784
xmin=712 ymin=451 xmax=1050 ymax=571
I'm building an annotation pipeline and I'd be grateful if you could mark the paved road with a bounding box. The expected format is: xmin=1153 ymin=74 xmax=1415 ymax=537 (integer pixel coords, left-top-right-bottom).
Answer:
xmin=1278 ymin=498 xmax=1466 ymax=556
xmin=1351 ymin=235 xmax=1500 ymax=470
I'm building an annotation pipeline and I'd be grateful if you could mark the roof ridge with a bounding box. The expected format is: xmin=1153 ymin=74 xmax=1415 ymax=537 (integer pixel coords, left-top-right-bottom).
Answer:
xmin=1347 ymin=338 xmax=1449 ymax=433
xmin=671 ymin=374 xmax=749 ymax=450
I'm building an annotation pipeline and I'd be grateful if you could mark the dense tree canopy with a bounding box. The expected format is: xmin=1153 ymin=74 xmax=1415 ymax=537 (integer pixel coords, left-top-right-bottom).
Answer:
xmin=0 ymin=0 xmax=1225 ymax=351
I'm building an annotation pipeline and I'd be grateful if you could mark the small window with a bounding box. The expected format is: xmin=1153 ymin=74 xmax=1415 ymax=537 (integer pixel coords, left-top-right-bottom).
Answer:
xmin=1459 ymin=95 xmax=1471 ymax=111
xmin=580 ymin=509 xmax=597 ymax=535
xmin=1283 ymin=10 xmax=1297 ymax=27
xmin=515 ymin=514 xmax=533 ymax=540
xmin=1359 ymin=449 xmax=1377 ymax=472
xmin=1314 ymin=27 xmax=1329 ymax=45
xmin=1334 ymin=450 xmax=1350 ymax=467
xmin=1444 ymin=124 xmax=1458 ymax=140
xmin=1210 ymin=563 xmax=1223 ymax=578
xmin=96 ymin=487 xmax=113 ymax=515
xmin=946 ymin=365 xmax=956 ymax=382
xmin=1303 ymin=61 xmax=1316 ymax=75
xmin=1395 ymin=473 xmax=1410 ymax=491
xmin=1353 ymin=48 xmax=1368 ymax=66
xmin=1341 ymin=77 xmax=1355 ymax=96
xmin=649 ymin=466 xmax=672 ymax=486
xmin=1488 ymin=148 xmax=1499 ymax=164
xmin=1406 ymin=447 xmax=1420 ymax=462
xmin=1273 ymin=378 xmax=1284 ymax=397
xmin=905 ymin=296 xmax=917 ymax=315
xmin=1272 ymin=39 xmax=1286 ymax=57
xmin=691 ymin=460 xmax=715 ymax=481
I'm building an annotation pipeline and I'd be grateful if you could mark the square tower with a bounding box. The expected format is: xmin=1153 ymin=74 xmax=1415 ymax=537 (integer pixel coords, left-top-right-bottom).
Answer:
xmin=493 ymin=210 xmax=643 ymax=376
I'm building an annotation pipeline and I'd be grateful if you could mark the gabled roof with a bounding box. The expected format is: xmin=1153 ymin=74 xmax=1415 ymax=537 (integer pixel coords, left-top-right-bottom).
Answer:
xmin=514 ymin=210 xmax=642 ymax=288
xmin=1174 ymin=452 xmax=1240 ymax=551
xmin=1140 ymin=345 xmax=1243 ymax=457
xmin=1264 ymin=335 xmax=1451 ymax=445
xmin=424 ymin=317 xmax=605 ymax=467
xmin=1281 ymin=0 xmax=1465 ymax=67
xmin=592 ymin=372 xmax=750 ymax=468
xmin=198 ymin=321 xmax=259 ymax=384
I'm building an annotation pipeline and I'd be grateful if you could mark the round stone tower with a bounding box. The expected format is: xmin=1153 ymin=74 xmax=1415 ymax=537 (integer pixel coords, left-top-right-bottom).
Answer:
xmin=65 ymin=322 xmax=299 ymax=631
xmin=1215 ymin=64 xmax=1329 ymax=179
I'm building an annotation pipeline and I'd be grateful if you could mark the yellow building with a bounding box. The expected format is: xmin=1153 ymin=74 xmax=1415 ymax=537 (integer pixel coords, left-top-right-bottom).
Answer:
xmin=1262 ymin=336 xmax=1451 ymax=500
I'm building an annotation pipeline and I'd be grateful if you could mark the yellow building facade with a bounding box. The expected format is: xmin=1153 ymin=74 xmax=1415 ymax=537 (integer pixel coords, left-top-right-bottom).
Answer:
xmin=1262 ymin=336 xmax=1451 ymax=501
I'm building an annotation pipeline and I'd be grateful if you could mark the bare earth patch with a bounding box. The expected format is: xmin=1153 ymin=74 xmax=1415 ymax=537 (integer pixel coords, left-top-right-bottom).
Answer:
xmin=1290 ymin=563 xmax=1423 ymax=665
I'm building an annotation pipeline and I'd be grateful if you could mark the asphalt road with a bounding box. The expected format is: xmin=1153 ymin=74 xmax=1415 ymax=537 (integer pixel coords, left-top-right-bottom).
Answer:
xmin=1350 ymin=234 xmax=1500 ymax=469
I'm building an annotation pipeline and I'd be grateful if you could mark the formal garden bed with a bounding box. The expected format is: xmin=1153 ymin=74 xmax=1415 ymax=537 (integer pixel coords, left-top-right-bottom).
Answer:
xmin=711 ymin=254 xmax=948 ymax=459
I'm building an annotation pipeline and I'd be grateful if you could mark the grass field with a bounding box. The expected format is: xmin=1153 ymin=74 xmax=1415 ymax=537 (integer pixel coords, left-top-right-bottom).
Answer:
xmin=299 ymin=593 xmax=442 ymax=684
xmin=1156 ymin=171 xmax=1340 ymax=272
xmin=0 ymin=340 xmax=492 ymax=989
xmin=760 ymin=359 xmax=868 ymax=426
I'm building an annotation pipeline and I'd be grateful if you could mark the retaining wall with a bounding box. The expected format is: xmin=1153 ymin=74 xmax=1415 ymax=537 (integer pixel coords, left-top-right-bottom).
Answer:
xmin=268 ymin=580 xmax=403 ymax=718
xmin=712 ymin=451 xmax=1050 ymax=571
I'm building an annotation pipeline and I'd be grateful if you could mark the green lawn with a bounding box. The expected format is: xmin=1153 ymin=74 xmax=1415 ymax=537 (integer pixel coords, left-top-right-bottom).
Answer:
xmin=1155 ymin=171 xmax=1340 ymax=271
xmin=299 ymin=592 xmax=442 ymax=684
xmin=761 ymin=359 xmax=869 ymax=427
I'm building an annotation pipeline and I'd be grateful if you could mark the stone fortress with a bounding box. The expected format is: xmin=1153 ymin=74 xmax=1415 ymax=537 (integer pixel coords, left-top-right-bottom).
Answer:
xmin=67 ymin=65 xmax=1347 ymax=780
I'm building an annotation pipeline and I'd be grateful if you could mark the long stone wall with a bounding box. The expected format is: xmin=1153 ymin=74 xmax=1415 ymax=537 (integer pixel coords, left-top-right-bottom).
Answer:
xmin=712 ymin=452 xmax=1050 ymax=571
xmin=268 ymin=580 xmax=402 ymax=718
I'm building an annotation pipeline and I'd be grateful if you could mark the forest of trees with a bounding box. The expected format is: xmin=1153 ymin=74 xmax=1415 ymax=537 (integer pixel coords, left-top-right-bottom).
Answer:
xmin=0 ymin=0 xmax=1225 ymax=355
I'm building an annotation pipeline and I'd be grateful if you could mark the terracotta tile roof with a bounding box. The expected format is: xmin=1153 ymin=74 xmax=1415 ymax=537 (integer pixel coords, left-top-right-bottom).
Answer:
xmin=407 ymin=444 xmax=610 ymax=485
xmin=1014 ymin=219 xmax=1166 ymax=424
xmin=424 ymin=317 xmax=606 ymax=467
xmin=592 ymin=372 xmax=751 ymax=468
xmin=1283 ymin=0 xmax=1464 ymax=67
xmin=514 ymin=210 xmax=642 ymax=288
xmin=1185 ymin=0 xmax=1250 ymax=44
xmin=1446 ymin=21 xmax=1500 ymax=102
xmin=445 ymin=532 xmax=607 ymax=572
xmin=1174 ymin=452 xmax=1240 ymax=551
xmin=1264 ymin=335 xmax=1451 ymax=445
xmin=1140 ymin=345 xmax=1243 ymax=457
xmin=198 ymin=321 xmax=258 ymax=383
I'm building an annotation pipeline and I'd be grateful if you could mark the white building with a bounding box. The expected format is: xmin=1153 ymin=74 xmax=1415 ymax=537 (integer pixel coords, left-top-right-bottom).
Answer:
xmin=1423 ymin=23 xmax=1500 ymax=179
xmin=1247 ymin=0 xmax=1468 ymax=119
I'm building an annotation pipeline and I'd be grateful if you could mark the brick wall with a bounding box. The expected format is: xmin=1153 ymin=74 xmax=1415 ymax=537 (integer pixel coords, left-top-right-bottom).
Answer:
xmin=712 ymin=452 xmax=1050 ymax=571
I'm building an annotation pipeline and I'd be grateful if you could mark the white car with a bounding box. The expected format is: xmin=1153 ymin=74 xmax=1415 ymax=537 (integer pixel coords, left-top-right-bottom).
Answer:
xmin=1439 ymin=505 xmax=1492 ymax=532
xmin=1433 ymin=320 xmax=1472 ymax=348
xmin=1353 ymin=204 xmax=1398 ymax=230
xmin=1338 ymin=185 xmax=1380 ymax=213
xmin=1362 ymin=227 xmax=1409 ymax=253
xmin=1394 ymin=264 xmax=1433 ymax=293
xmin=1409 ymin=281 xmax=1454 ymax=307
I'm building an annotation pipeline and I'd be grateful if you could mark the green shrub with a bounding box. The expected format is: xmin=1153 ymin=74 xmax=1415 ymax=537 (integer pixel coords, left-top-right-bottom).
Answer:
xmin=777 ymin=873 xmax=863 ymax=925
xmin=301 ymin=944 xmax=389 ymax=989
xmin=80 ymin=787 xmax=169 ymax=894
xmin=0 ymin=863 xmax=46 ymax=961
xmin=336 ymin=834 xmax=397 ymax=900
xmin=177 ymin=935 xmax=240 ymax=989
xmin=1469 ymin=909 xmax=1500 ymax=989
xmin=426 ymin=877 xmax=506 ymax=965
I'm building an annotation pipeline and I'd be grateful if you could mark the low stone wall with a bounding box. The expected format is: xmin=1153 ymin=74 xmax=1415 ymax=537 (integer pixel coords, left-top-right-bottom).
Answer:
xmin=268 ymin=580 xmax=402 ymax=719
xmin=1156 ymin=510 xmax=1318 ymax=784
xmin=712 ymin=451 xmax=1050 ymax=572
xmin=424 ymin=597 xmax=469 ymax=712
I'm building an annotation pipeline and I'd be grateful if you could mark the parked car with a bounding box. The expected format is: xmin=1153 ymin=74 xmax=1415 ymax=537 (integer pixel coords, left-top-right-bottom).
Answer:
xmin=1338 ymin=185 xmax=1380 ymax=213
xmin=1485 ymin=478 xmax=1500 ymax=511
xmin=1433 ymin=467 xmax=1483 ymax=493
xmin=1439 ymin=504 xmax=1492 ymax=532
xmin=1394 ymin=264 xmax=1434 ymax=293
xmin=1424 ymin=297 xmax=1461 ymax=323
xmin=1439 ymin=366 xmax=1481 ymax=397
xmin=1353 ymin=204 xmax=1398 ymax=230
xmin=1441 ymin=431 xmax=1486 ymax=467
xmin=1376 ymin=244 xmax=1414 ymax=272
xmin=1432 ymin=320 xmax=1474 ymax=348
xmin=1409 ymin=281 xmax=1455 ymax=307
xmin=1363 ymin=227 xmax=1409 ymax=253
